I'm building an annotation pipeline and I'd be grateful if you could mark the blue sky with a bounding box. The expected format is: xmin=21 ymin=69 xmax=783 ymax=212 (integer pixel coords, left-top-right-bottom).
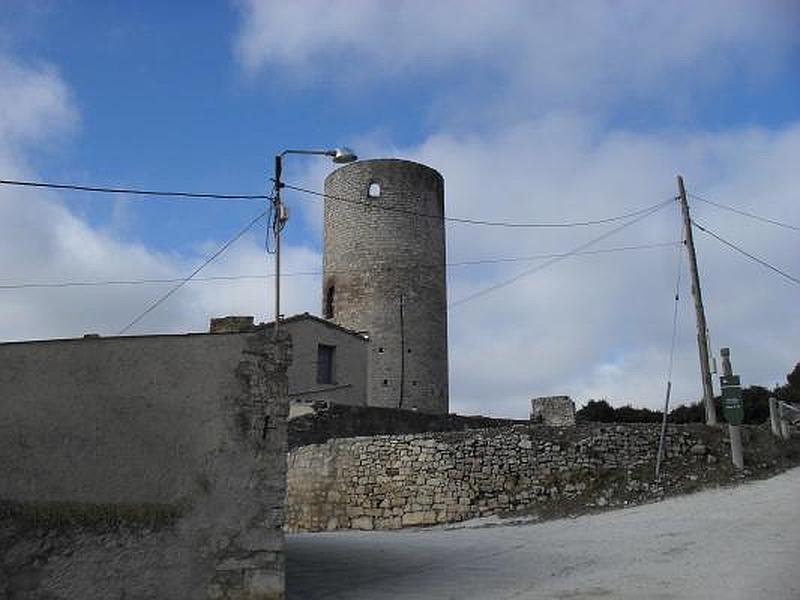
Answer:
xmin=1 ymin=1 xmax=798 ymax=416
xmin=3 ymin=1 xmax=442 ymax=251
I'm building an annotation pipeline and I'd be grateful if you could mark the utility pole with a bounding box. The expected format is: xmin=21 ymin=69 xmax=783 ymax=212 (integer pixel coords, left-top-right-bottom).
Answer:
xmin=272 ymin=154 xmax=286 ymax=341
xmin=677 ymin=175 xmax=717 ymax=426
xmin=270 ymin=147 xmax=356 ymax=341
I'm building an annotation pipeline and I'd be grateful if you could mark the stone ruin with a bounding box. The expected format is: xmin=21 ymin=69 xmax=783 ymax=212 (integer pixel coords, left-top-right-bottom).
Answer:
xmin=530 ymin=395 xmax=576 ymax=427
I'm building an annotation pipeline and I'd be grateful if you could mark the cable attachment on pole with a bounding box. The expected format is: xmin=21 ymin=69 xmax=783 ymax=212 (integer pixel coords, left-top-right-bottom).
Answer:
xmin=274 ymin=201 xmax=289 ymax=233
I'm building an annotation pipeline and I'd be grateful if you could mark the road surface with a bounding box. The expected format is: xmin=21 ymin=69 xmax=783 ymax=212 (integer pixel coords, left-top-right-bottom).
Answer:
xmin=287 ymin=467 xmax=800 ymax=599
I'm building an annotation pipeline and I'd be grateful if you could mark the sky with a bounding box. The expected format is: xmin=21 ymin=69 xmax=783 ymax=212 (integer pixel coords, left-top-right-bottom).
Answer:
xmin=0 ymin=0 xmax=798 ymax=417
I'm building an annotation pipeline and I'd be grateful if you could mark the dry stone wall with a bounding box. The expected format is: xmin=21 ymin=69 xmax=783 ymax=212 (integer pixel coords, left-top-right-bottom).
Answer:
xmin=287 ymin=423 xmax=726 ymax=532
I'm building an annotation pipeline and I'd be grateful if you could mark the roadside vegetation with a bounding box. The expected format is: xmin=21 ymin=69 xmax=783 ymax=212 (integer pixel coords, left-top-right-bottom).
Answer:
xmin=577 ymin=362 xmax=800 ymax=424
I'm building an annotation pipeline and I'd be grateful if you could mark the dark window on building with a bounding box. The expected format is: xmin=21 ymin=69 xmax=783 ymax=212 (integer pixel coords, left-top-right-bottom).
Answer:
xmin=324 ymin=286 xmax=335 ymax=319
xmin=317 ymin=344 xmax=335 ymax=384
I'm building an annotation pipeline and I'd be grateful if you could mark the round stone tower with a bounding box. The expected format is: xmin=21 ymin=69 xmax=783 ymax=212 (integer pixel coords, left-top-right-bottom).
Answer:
xmin=322 ymin=159 xmax=448 ymax=414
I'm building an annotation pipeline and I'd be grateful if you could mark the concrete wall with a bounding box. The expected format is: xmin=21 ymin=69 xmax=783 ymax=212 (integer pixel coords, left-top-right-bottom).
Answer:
xmin=286 ymin=424 xmax=726 ymax=532
xmin=323 ymin=159 xmax=448 ymax=413
xmin=0 ymin=331 xmax=288 ymax=599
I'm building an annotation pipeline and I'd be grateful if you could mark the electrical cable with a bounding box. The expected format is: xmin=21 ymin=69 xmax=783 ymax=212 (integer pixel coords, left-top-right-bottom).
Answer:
xmin=447 ymin=241 xmax=679 ymax=267
xmin=118 ymin=210 xmax=267 ymax=334
xmin=688 ymin=192 xmax=800 ymax=233
xmin=0 ymin=242 xmax=680 ymax=291
xmin=691 ymin=219 xmax=800 ymax=286
xmin=0 ymin=176 xmax=673 ymax=230
xmin=282 ymin=182 xmax=672 ymax=228
xmin=0 ymin=178 xmax=268 ymax=201
xmin=656 ymin=209 xmax=685 ymax=479
xmin=449 ymin=198 xmax=675 ymax=308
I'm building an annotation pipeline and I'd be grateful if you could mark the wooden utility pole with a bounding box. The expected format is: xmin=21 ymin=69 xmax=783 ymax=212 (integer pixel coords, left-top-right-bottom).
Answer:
xmin=677 ymin=175 xmax=717 ymax=426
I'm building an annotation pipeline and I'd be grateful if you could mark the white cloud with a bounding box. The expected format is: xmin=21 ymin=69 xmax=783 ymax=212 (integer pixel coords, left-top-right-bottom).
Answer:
xmin=234 ymin=0 xmax=798 ymax=120
xmin=0 ymin=54 xmax=320 ymax=343
xmin=0 ymin=57 xmax=76 ymax=148
xmin=400 ymin=116 xmax=798 ymax=417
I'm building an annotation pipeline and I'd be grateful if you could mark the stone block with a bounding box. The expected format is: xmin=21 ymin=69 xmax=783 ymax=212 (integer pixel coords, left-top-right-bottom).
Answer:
xmin=401 ymin=511 xmax=436 ymax=527
xmin=351 ymin=516 xmax=374 ymax=530
xmin=530 ymin=396 xmax=576 ymax=426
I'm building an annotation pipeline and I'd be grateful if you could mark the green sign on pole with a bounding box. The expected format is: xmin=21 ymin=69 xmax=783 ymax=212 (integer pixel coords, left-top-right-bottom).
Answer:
xmin=720 ymin=374 xmax=744 ymax=425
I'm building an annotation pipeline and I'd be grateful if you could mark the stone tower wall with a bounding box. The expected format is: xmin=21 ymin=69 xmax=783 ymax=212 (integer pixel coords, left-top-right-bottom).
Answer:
xmin=323 ymin=159 xmax=448 ymax=413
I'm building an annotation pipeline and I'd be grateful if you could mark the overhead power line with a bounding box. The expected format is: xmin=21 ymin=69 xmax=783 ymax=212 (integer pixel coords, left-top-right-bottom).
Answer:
xmin=691 ymin=219 xmax=800 ymax=286
xmin=688 ymin=192 xmax=800 ymax=232
xmin=448 ymin=241 xmax=679 ymax=267
xmin=0 ymin=178 xmax=269 ymax=201
xmin=449 ymin=198 xmax=674 ymax=308
xmin=0 ymin=242 xmax=679 ymax=291
xmin=655 ymin=233 xmax=684 ymax=479
xmin=0 ymin=176 xmax=672 ymax=230
xmin=118 ymin=210 xmax=267 ymax=334
xmin=283 ymin=182 xmax=671 ymax=228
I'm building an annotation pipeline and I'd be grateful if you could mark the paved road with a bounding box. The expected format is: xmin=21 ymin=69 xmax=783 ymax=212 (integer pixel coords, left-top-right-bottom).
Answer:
xmin=287 ymin=467 xmax=800 ymax=599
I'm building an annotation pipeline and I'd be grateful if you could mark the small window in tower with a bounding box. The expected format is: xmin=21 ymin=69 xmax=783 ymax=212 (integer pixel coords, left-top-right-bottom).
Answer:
xmin=317 ymin=344 xmax=335 ymax=384
xmin=367 ymin=182 xmax=381 ymax=198
xmin=378 ymin=347 xmax=384 ymax=353
xmin=325 ymin=285 xmax=335 ymax=319
xmin=382 ymin=379 xmax=389 ymax=386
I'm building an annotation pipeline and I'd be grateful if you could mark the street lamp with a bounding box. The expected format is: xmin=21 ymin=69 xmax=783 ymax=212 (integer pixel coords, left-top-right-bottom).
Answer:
xmin=272 ymin=147 xmax=357 ymax=340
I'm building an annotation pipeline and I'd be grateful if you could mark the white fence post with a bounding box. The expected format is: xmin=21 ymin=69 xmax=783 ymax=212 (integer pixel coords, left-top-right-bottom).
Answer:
xmin=769 ymin=397 xmax=780 ymax=437
xmin=778 ymin=402 xmax=791 ymax=440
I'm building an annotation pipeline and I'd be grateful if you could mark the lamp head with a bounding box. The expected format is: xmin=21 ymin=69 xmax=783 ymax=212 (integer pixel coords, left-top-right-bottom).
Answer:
xmin=330 ymin=147 xmax=358 ymax=164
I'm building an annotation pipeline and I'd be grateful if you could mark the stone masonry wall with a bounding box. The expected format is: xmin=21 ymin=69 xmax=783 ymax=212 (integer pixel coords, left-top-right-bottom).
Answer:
xmin=323 ymin=159 xmax=448 ymax=413
xmin=0 ymin=331 xmax=290 ymax=600
xmin=287 ymin=423 xmax=727 ymax=532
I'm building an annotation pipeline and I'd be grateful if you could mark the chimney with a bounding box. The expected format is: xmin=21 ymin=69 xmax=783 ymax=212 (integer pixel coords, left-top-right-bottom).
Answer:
xmin=209 ymin=316 xmax=255 ymax=334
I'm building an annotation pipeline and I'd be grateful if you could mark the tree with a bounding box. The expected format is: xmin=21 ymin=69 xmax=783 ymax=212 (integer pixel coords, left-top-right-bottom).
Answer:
xmin=574 ymin=361 xmax=800 ymax=424
xmin=773 ymin=362 xmax=800 ymax=404
xmin=576 ymin=399 xmax=616 ymax=422
xmin=669 ymin=401 xmax=705 ymax=423
xmin=741 ymin=385 xmax=770 ymax=424
xmin=787 ymin=363 xmax=800 ymax=390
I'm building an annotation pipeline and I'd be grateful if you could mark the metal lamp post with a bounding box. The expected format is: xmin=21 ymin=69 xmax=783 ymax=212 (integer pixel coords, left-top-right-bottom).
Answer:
xmin=272 ymin=147 xmax=357 ymax=339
